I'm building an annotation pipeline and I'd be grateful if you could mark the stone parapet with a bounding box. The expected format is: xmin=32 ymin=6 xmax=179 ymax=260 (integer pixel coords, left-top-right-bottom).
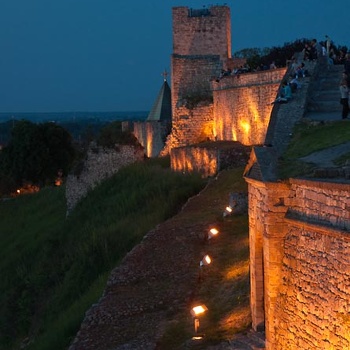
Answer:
xmin=213 ymin=69 xmax=286 ymax=145
xmin=170 ymin=141 xmax=250 ymax=177
xmin=246 ymin=173 xmax=350 ymax=349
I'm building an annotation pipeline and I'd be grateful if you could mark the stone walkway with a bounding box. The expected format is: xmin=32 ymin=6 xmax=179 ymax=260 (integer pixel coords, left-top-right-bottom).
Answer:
xmin=300 ymin=141 xmax=350 ymax=168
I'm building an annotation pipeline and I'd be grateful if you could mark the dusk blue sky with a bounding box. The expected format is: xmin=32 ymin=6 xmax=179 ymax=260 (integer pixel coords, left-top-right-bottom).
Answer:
xmin=1 ymin=0 xmax=349 ymax=113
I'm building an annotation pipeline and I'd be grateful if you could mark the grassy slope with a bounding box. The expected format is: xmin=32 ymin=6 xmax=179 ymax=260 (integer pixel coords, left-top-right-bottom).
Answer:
xmin=279 ymin=120 xmax=350 ymax=178
xmin=0 ymin=158 xmax=206 ymax=350
xmin=156 ymin=168 xmax=251 ymax=349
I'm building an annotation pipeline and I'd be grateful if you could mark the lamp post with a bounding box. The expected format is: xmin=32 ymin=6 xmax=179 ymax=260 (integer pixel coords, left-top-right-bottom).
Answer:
xmin=198 ymin=254 xmax=212 ymax=282
xmin=190 ymin=304 xmax=208 ymax=339
xmin=207 ymin=228 xmax=219 ymax=241
xmin=223 ymin=205 xmax=233 ymax=217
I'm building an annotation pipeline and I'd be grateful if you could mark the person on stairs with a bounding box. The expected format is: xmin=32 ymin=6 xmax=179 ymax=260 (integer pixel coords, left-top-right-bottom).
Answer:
xmin=271 ymin=80 xmax=292 ymax=104
xmin=339 ymin=79 xmax=349 ymax=119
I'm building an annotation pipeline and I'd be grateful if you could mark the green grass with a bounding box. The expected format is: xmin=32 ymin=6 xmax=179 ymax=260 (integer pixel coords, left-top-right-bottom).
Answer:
xmin=278 ymin=120 xmax=350 ymax=178
xmin=0 ymin=158 xmax=206 ymax=350
xmin=156 ymin=168 xmax=251 ymax=349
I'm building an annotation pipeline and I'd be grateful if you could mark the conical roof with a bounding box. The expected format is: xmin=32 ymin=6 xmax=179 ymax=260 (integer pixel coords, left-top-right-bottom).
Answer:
xmin=147 ymin=80 xmax=172 ymax=122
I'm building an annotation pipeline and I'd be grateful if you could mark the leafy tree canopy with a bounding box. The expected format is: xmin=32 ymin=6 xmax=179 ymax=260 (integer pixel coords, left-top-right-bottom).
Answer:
xmin=0 ymin=120 xmax=76 ymax=191
xmin=233 ymin=38 xmax=349 ymax=70
xmin=97 ymin=121 xmax=140 ymax=149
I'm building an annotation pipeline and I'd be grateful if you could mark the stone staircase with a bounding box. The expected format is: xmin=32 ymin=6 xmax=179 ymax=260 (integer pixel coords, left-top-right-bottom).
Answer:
xmin=306 ymin=64 xmax=343 ymax=115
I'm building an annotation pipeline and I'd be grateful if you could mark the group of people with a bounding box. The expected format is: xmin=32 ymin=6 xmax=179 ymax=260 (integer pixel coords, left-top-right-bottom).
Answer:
xmin=340 ymin=54 xmax=350 ymax=119
xmin=303 ymin=36 xmax=349 ymax=67
xmin=271 ymin=60 xmax=307 ymax=104
xmin=215 ymin=64 xmax=252 ymax=82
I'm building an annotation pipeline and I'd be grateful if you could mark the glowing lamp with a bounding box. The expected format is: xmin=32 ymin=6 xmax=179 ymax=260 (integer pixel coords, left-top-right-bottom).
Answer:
xmin=190 ymin=304 xmax=208 ymax=336
xmin=200 ymin=254 xmax=212 ymax=267
xmin=190 ymin=304 xmax=208 ymax=317
xmin=207 ymin=228 xmax=219 ymax=240
xmin=223 ymin=206 xmax=233 ymax=217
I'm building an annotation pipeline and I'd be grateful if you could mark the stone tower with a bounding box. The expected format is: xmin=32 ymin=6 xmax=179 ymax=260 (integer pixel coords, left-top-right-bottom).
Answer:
xmin=165 ymin=6 xmax=232 ymax=150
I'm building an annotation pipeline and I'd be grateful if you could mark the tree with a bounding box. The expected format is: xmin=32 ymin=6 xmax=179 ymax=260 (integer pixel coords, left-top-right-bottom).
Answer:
xmin=97 ymin=121 xmax=139 ymax=149
xmin=0 ymin=120 xmax=76 ymax=190
xmin=38 ymin=122 xmax=76 ymax=182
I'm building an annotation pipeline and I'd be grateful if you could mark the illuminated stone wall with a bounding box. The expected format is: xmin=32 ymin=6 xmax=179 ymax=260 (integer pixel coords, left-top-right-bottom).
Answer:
xmin=166 ymin=60 xmax=286 ymax=152
xmin=164 ymin=6 xmax=229 ymax=154
xmin=165 ymin=5 xmax=287 ymax=155
xmin=213 ymin=68 xmax=287 ymax=145
xmin=171 ymin=141 xmax=250 ymax=177
xmin=246 ymin=177 xmax=350 ymax=349
xmin=133 ymin=121 xmax=170 ymax=158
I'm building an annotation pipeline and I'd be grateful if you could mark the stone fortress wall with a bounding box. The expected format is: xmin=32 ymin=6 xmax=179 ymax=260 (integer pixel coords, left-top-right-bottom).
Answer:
xmin=246 ymin=177 xmax=350 ymax=350
xmin=166 ymin=5 xmax=286 ymax=159
xmin=133 ymin=121 xmax=169 ymax=158
xmin=212 ymin=68 xmax=286 ymax=145
xmin=168 ymin=5 xmax=350 ymax=349
xmin=65 ymin=145 xmax=144 ymax=214
xmin=67 ymin=5 xmax=350 ymax=349
xmin=165 ymin=6 xmax=231 ymax=153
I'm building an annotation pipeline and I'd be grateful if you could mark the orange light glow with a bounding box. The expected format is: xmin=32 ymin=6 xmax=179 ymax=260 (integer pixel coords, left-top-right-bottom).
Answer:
xmin=208 ymin=228 xmax=219 ymax=239
xmin=225 ymin=206 xmax=232 ymax=213
xmin=191 ymin=305 xmax=208 ymax=317
xmin=225 ymin=261 xmax=249 ymax=281
xmin=231 ymin=126 xmax=237 ymax=141
xmin=146 ymin=125 xmax=153 ymax=158
xmin=171 ymin=147 xmax=218 ymax=177
xmin=200 ymin=254 xmax=212 ymax=266
xmin=239 ymin=120 xmax=250 ymax=135
xmin=213 ymin=85 xmax=277 ymax=145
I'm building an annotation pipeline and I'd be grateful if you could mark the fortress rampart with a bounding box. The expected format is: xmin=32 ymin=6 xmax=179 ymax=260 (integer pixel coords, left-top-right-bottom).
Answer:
xmin=246 ymin=176 xmax=350 ymax=349
xmin=168 ymin=5 xmax=350 ymax=349
xmin=69 ymin=5 xmax=350 ymax=349
xmin=166 ymin=5 xmax=286 ymax=162
xmin=133 ymin=121 xmax=170 ymax=158
xmin=212 ymin=69 xmax=286 ymax=145
xmin=65 ymin=145 xmax=144 ymax=213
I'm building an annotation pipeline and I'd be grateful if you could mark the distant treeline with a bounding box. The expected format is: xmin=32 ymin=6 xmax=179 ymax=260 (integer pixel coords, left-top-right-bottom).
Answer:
xmin=0 ymin=119 xmax=141 ymax=196
xmin=0 ymin=113 xmax=146 ymax=146
xmin=0 ymin=111 xmax=148 ymax=124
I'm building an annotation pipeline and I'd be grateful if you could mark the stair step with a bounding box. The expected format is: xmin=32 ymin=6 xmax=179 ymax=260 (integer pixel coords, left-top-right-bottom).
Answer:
xmin=312 ymin=91 xmax=340 ymax=100
xmin=308 ymin=106 xmax=341 ymax=112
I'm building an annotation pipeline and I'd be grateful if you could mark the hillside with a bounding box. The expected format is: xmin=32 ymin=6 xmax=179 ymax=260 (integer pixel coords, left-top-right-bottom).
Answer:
xmin=69 ymin=167 xmax=250 ymax=349
xmin=0 ymin=159 xmax=206 ymax=350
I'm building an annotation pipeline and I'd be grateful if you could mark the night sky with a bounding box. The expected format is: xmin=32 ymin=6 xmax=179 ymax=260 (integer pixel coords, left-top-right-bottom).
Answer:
xmin=1 ymin=0 xmax=349 ymax=113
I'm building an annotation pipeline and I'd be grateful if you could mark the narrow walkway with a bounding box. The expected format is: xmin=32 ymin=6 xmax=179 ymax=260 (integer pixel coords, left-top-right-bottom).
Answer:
xmin=300 ymin=141 xmax=350 ymax=168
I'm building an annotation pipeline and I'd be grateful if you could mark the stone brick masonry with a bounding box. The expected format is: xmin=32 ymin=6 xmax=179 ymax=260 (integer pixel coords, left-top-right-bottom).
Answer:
xmin=65 ymin=145 xmax=144 ymax=214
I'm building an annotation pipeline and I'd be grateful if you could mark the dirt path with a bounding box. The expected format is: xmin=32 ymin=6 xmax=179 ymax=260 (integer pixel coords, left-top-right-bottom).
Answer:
xmin=299 ymin=141 xmax=350 ymax=167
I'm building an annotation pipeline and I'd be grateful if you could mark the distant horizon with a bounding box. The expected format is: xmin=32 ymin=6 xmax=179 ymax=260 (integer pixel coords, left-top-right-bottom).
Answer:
xmin=0 ymin=110 xmax=149 ymax=123
xmin=0 ymin=110 xmax=149 ymax=115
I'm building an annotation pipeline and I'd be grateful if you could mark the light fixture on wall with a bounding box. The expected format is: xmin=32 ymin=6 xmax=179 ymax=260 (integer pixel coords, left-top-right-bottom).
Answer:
xmin=190 ymin=304 xmax=208 ymax=339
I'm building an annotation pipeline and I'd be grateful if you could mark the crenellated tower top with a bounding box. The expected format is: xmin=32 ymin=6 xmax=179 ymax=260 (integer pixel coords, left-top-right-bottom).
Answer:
xmin=172 ymin=6 xmax=231 ymax=61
